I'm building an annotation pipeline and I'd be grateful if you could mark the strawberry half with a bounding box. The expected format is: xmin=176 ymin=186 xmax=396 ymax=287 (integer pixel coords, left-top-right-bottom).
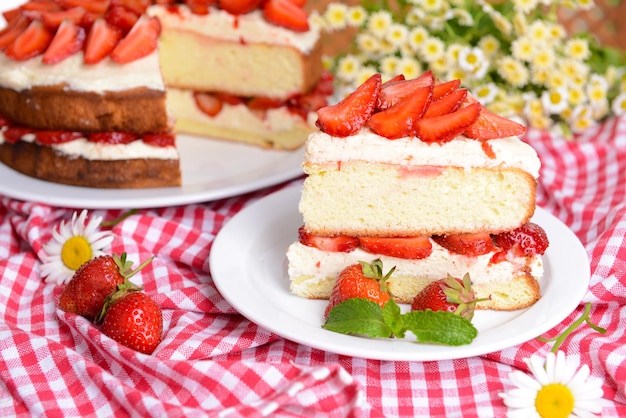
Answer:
xmin=432 ymin=233 xmax=495 ymax=257
xmin=378 ymin=70 xmax=434 ymax=110
xmin=41 ymin=7 xmax=87 ymax=31
xmin=194 ymin=92 xmax=223 ymax=117
xmin=358 ymin=236 xmax=433 ymax=260
xmin=414 ymin=102 xmax=481 ymax=143
xmin=84 ymin=18 xmax=122 ymax=64
xmin=493 ymin=222 xmax=549 ymax=257
xmin=316 ymin=73 xmax=381 ymax=137
xmin=432 ymin=79 xmax=462 ymax=100
xmin=42 ymin=19 xmax=86 ymax=64
xmin=463 ymin=104 xmax=527 ymax=140
xmin=263 ymin=0 xmax=309 ymax=32
xmin=0 ymin=15 xmax=29 ymax=50
xmin=100 ymin=290 xmax=163 ymax=355
xmin=298 ymin=226 xmax=358 ymax=253
xmin=219 ymin=0 xmax=264 ymax=15
xmin=5 ymin=19 xmax=53 ymax=61
xmin=411 ymin=274 xmax=486 ymax=321
xmin=367 ymin=85 xmax=432 ymax=139
xmin=109 ymin=15 xmax=160 ymax=64
xmin=423 ymin=88 xmax=467 ymax=119
xmin=325 ymin=259 xmax=393 ymax=319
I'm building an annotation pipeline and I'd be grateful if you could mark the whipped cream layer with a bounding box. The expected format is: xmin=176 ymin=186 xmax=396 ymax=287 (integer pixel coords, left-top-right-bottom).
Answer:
xmin=287 ymin=241 xmax=544 ymax=287
xmin=305 ymin=130 xmax=541 ymax=178
xmin=148 ymin=5 xmax=319 ymax=54
xmin=0 ymin=130 xmax=178 ymax=161
xmin=0 ymin=51 xmax=164 ymax=93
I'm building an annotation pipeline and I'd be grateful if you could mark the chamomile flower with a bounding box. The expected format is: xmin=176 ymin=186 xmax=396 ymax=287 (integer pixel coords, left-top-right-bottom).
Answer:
xmin=323 ymin=3 xmax=349 ymax=30
xmin=367 ymin=10 xmax=393 ymax=39
xmin=611 ymin=92 xmax=626 ymax=116
xmin=40 ymin=210 xmax=114 ymax=285
xmin=346 ymin=6 xmax=367 ymax=27
xmin=565 ymin=38 xmax=591 ymax=61
xmin=499 ymin=351 xmax=603 ymax=418
xmin=542 ymin=87 xmax=569 ymax=114
xmin=473 ymin=83 xmax=499 ymax=105
xmin=335 ymin=55 xmax=361 ymax=83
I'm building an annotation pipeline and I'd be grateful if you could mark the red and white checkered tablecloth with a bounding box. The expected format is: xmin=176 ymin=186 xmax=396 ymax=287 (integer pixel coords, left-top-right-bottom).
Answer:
xmin=1 ymin=117 xmax=626 ymax=417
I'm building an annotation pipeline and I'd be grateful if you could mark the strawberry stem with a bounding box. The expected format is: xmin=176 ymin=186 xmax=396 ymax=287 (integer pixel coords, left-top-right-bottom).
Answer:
xmin=537 ymin=302 xmax=606 ymax=352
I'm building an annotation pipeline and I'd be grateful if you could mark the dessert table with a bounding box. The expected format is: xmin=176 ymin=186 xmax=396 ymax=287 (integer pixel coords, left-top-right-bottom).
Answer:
xmin=1 ymin=117 xmax=626 ymax=416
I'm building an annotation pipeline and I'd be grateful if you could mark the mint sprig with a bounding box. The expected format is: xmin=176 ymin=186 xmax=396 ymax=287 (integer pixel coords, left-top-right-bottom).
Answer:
xmin=323 ymin=298 xmax=477 ymax=346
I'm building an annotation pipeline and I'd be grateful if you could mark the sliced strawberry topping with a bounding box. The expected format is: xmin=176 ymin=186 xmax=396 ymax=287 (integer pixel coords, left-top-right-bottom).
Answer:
xmin=463 ymin=104 xmax=527 ymax=140
xmin=105 ymin=6 xmax=140 ymax=34
xmin=40 ymin=7 xmax=87 ymax=30
xmin=84 ymin=18 xmax=122 ymax=64
xmin=35 ymin=130 xmax=83 ymax=144
xmin=5 ymin=19 xmax=53 ymax=61
xmin=378 ymin=70 xmax=434 ymax=110
xmin=183 ymin=0 xmax=213 ymax=15
xmin=109 ymin=15 xmax=160 ymax=64
xmin=3 ymin=126 xmax=34 ymax=144
xmin=298 ymin=227 xmax=358 ymax=253
xmin=493 ymin=222 xmax=549 ymax=256
xmin=194 ymin=92 xmax=223 ymax=117
xmin=42 ymin=19 xmax=86 ymax=64
xmin=143 ymin=133 xmax=176 ymax=147
xmin=414 ymin=102 xmax=481 ymax=143
xmin=367 ymin=85 xmax=432 ymax=139
xmin=248 ymin=97 xmax=284 ymax=110
xmin=58 ymin=0 xmax=111 ymax=15
xmin=316 ymin=73 xmax=381 ymax=137
xmin=19 ymin=0 xmax=61 ymax=14
xmin=423 ymin=88 xmax=467 ymax=118
xmin=219 ymin=0 xmax=264 ymax=15
xmin=263 ymin=0 xmax=309 ymax=32
xmin=358 ymin=236 xmax=433 ymax=260
xmin=110 ymin=0 xmax=152 ymax=15
xmin=0 ymin=115 xmax=12 ymax=128
xmin=432 ymin=233 xmax=496 ymax=257
xmin=432 ymin=79 xmax=462 ymax=100
xmin=88 ymin=131 xmax=138 ymax=144
xmin=0 ymin=15 xmax=29 ymax=50
xmin=215 ymin=93 xmax=244 ymax=106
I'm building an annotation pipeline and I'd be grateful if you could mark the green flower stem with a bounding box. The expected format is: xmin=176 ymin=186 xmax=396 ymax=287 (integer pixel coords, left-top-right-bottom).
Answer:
xmin=537 ymin=302 xmax=607 ymax=352
xmin=100 ymin=209 xmax=138 ymax=228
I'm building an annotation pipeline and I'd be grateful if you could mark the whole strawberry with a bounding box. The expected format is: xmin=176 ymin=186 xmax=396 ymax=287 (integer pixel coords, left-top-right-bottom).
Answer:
xmin=411 ymin=274 xmax=487 ymax=321
xmin=325 ymin=259 xmax=394 ymax=319
xmin=99 ymin=290 xmax=163 ymax=355
xmin=59 ymin=253 xmax=148 ymax=320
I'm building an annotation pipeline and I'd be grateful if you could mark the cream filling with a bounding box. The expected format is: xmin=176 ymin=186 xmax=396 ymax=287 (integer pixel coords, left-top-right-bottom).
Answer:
xmin=147 ymin=5 xmax=320 ymax=54
xmin=304 ymin=130 xmax=541 ymax=178
xmin=286 ymin=241 xmax=543 ymax=286
xmin=0 ymin=130 xmax=178 ymax=161
xmin=0 ymin=51 xmax=164 ymax=93
xmin=167 ymin=87 xmax=317 ymax=133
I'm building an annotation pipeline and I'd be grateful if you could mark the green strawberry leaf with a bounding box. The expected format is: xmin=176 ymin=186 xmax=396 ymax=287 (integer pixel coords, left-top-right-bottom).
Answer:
xmin=323 ymin=298 xmax=394 ymax=338
xmin=402 ymin=310 xmax=478 ymax=346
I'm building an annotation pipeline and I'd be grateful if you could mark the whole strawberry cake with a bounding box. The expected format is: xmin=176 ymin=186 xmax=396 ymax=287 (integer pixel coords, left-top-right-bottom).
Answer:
xmin=0 ymin=0 xmax=329 ymax=188
xmin=287 ymin=72 xmax=550 ymax=311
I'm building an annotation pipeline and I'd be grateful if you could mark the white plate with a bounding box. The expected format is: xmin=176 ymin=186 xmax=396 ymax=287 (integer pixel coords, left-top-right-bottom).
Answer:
xmin=0 ymin=134 xmax=304 ymax=209
xmin=210 ymin=186 xmax=590 ymax=361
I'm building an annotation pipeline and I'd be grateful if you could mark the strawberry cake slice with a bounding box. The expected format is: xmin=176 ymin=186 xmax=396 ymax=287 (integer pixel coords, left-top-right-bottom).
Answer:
xmin=287 ymin=72 xmax=549 ymax=311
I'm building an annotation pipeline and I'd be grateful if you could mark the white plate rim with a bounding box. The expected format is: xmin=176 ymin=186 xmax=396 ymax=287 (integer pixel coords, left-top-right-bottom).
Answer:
xmin=210 ymin=185 xmax=590 ymax=361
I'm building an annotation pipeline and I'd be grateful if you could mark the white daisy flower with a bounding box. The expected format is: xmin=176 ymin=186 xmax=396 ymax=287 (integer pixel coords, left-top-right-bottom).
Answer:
xmin=499 ymin=351 xmax=604 ymax=418
xmin=611 ymin=92 xmax=626 ymax=116
xmin=541 ymin=87 xmax=569 ymax=114
xmin=323 ymin=3 xmax=349 ymax=30
xmin=367 ymin=10 xmax=393 ymax=39
xmin=473 ymin=83 xmax=499 ymax=105
xmin=346 ymin=6 xmax=367 ymax=27
xmin=40 ymin=210 xmax=114 ymax=285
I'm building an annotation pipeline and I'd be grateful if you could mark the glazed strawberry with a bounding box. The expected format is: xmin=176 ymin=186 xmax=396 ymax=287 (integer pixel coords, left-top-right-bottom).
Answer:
xmin=105 ymin=6 xmax=140 ymax=34
xmin=298 ymin=226 xmax=358 ymax=253
xmin=59 ymin=253 xmax=147 ymax=320
xmin=41 ymin=7 xmax=87 ymax=30
xmin=42 ymin=19 xmax=86 ymax=64
xmin=411 ymin=274 xmax=485 ymax=320
xmin=493 ymin=222 xmax=549 ymax=257
xmin=142 ymin=133 xmax=176 ymax=147
xmin=110 ymin=15 xmax=160 ymax=64
xmin=84 ymin=18 xmax=122 ymax=64
xmin=316 ymin=73 xmax=381 ymax=137
xmin=263 ymin=0 xmax=309 ymax=33
xmin=35 ymin=130 xmax=83 ymax=145
xmin=367 ymin=85 xmax=432 ymax=139
xmin=0 ymin=15 xmax=29 ymax=50
xmin=5 ymin=19 xmax=53 ymax=61
xmin=194 ymin=92 xmax=223 ymax=116
xmin=325 ymin=259 xmax=393 ymax=319
xmin=219 ymin=0 xmax=263 ymax=15
xmin=99 ymin=290 xmax=163 ymax=355
xmin=432 ymin=232 xmax=495 ymax=257
xmin=432 ymin=79 xmax=462 ymax=100
xmin=422 ymin=88 xmax=467 ymax=119
xmin=88 ymin=131 xmax=138 ymax=144
xmin=414 ymin=102 xmax=481 ymax=143
xmin=463 ymin=104 xmax=527 ymax=140
xmin=378 ymin=70 xmax=434 ymax=110
xmin=358 ymin=236 xmax=433 ymax=259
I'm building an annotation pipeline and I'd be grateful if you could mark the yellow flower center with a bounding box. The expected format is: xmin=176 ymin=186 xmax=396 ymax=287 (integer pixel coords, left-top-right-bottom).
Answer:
xmin=535 ymin=383 xmax=575 ymax=418
xmin=61 ymin=236 xmax=93 ymax=270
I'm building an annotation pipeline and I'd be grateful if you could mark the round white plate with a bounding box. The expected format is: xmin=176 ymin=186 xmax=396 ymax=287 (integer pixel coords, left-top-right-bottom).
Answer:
xmin=210 ymin=186 xmax=591 ymax=361
xmin=0 ymin=134 xmax=304 ymax=209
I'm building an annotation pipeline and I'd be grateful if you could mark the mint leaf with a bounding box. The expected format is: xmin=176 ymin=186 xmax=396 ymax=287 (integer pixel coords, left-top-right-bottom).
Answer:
xmin=323 ymin=298 xmax=393 ymax=338
xmin=402 ymin=310 xmax=477 ymax=346
xmin=382 ymin=299 xmax=406 ymax=338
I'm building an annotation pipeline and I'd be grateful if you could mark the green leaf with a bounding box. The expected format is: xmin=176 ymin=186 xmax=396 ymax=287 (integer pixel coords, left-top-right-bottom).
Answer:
xmin=402 ymin=310 xmax=478 ymax=346
xmin=382 ymin=299 xmax=406 ymax=338
xmin=323 ymin=298 xmax=394 ymax=338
